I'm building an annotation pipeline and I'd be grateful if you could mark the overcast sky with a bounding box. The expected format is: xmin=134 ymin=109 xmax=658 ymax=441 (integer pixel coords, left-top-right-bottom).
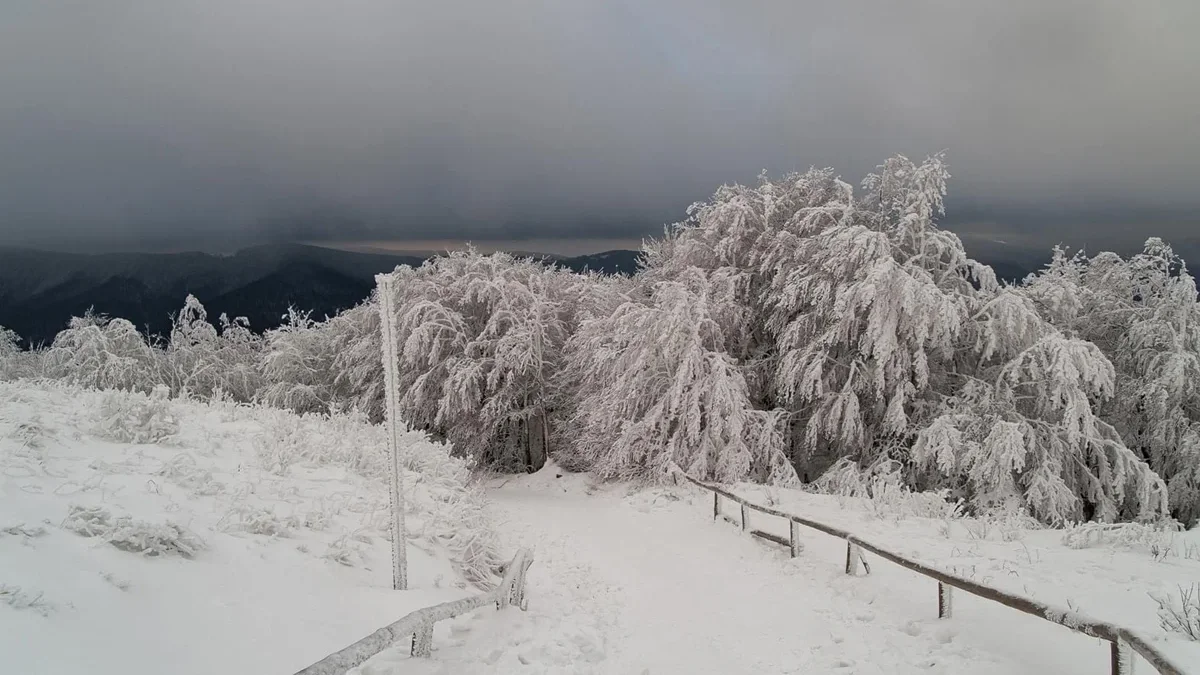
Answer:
xmin=1 ymin=0 xmax=1197 ymax=255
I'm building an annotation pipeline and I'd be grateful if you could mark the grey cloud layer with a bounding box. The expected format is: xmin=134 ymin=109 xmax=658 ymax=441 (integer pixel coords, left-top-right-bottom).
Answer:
xmin=1 ymin=0 xmax=1197 ymax=251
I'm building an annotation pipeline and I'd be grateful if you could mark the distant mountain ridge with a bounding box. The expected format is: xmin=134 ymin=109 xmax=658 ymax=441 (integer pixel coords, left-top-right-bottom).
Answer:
xmin=0 ymin=240 xmax=1047 ymax=348
xmin=0 ymin=244 xmax=642 ymax=347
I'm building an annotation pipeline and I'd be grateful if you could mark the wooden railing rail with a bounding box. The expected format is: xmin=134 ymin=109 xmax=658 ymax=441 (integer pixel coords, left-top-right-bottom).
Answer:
xmin=687 ymin=476 xmax=1189 ymax=675
xmin=294 ymin=548 xmax=534 ymax=675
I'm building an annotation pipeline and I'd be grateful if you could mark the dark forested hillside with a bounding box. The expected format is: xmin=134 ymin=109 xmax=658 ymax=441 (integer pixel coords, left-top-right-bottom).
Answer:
xmin=0 ymin=244 xmax=642 ymax=346
xmin=0 ymin=244 xmax=425 ymax=346
xmin=553 ymin=249 xmax=643 ymax=276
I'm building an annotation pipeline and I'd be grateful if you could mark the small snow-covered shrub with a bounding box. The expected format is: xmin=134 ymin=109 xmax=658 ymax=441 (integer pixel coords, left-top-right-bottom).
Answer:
xmin=106 ymin=520 xmax=205 ymax=558
xmin=297 ymin=494 xmax=351 ymax=532
xmin=5 ymin=418 xmax=55 ymax=473
xmin=248 ymin=405 xmax=502 ymax=586
xmin=217 ymin=504 xmax=298 ymax=538
xmin=961 ymin=502 xmax=1041 ymax=542
xmin=1 ymin=523 xmax=48 ymax=539
xmin=10 ymin=418 xmax=54 ymax=451
xmin=990 ymin=511 xmax=1041 ymax=543
xmin=156 ymin=453 xmax=224 ymax=496
xmin=253 ymin=408 xmax=386 ymax=477
xmin=1151 ymin=585 xmax=1200 ymax=641
xmin=62 ymin=505 xmax=115 ymax=537
xmin=323 ymin=533 xmax=368 ymax=567
xmin=812 ymin=457 xmax=884 ymax=500
xmin=62 ymin=504 xmax=206 ymax=558
xmin=302 ymin=507 xmax=333 ymax=532
xmin=0 ymin=584 xmax=53 ymax=616
xmin=42 ymin=313 xmax=158 ymax=392
xmin=1061 ymin=521 xmax=1181 ymax=558
xmin=93 ymin=386 xmax=179 ymax=444
xmin=814 ymin=458 xmax=962 ymax=521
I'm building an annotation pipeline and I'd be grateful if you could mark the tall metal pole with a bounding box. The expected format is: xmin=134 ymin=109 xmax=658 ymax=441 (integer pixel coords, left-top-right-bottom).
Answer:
xmin=376 ymin=274 xmax=407 ymax=590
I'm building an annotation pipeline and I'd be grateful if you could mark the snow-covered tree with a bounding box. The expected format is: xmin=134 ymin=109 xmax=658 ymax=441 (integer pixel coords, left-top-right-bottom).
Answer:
xmin=322 ymin=301 xmax=387 ymax=421
xmin=213 ymin=312 xmax=264 ymax=403
xmin=1022 ymin=240 xmax=1200 ymax=524
xmin=639 ymin=157 xmax=968 ymax=468
xmin=560 ymin=267 xmax=796 ymax=484
xmin=912 ymin=333 xmax=1168 ymax=523
xmin=249 ymin=298 xmax=383 ymax=418
xmin=0 ymin=326 xmax=22 ymax=380
xmin=43 ymin=311 xmax=159 ymax=392
xmin=380 ymin=250 xmax=604 ymax=471
xmin=164 ymin=295 xmax=222 ymax=397
xmin=258 ymin=308 xmax=334 ymax=414
xmin=631 ymin=154 xmax=1166 ymax=522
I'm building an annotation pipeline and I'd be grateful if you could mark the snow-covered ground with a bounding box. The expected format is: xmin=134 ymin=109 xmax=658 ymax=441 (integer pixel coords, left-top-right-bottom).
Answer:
xmin=5 ymin=381 xmax=1199 ymax=674
xmin=0 ymin=382 xmax=499 ymax=675
xmin=360 ymin=466 xmax=1200 ymax=674
xmin=732 ymin=481 xmax=1200 ymax=670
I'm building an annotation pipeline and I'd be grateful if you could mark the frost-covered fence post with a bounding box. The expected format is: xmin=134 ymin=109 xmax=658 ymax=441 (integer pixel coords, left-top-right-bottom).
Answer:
xmin=789 ymin=521 xmax=802 ymax=558
xmin=740 ymin=503 xmax=749 ymax=531
xmin=376 ymin=273 xmax=408 ymax=591
xmin=507 ymin=548 xmax=535 ymax=612
xmin=1112 ymin=639 xmax=1134 ymax=675
xmin=845 ymin=540 xmax=861 ymax=575
xmin=294 ymin=549 xmax=534 ymax=674
xmin=410 ymin=623 xmax=434 ymax=657
xmin=938 ymin=582 xmax=953 ymax=619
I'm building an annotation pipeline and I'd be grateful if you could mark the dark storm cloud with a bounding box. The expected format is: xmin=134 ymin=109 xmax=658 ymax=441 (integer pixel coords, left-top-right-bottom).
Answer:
xmin=1 ymin=0 xmax=1197 ymax=252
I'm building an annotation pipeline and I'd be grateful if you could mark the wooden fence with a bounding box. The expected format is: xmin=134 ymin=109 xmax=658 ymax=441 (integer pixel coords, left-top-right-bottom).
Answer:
xmin=293 ymin=548 xmax=535 ymax=675
xmin=687 ymin=476 xmax=1190 ymax=675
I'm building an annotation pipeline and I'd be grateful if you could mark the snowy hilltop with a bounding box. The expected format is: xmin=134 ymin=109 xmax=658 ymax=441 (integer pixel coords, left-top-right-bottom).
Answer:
xmin=0 ymin=381 xmax=500 ymax=674
xmin=5 ymin=154 xmax=1198 ymax=529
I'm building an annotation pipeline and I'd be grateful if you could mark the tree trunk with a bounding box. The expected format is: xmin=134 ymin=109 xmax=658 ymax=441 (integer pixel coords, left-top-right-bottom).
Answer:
xmin=526 ymin=411 xmax=547 ymax=472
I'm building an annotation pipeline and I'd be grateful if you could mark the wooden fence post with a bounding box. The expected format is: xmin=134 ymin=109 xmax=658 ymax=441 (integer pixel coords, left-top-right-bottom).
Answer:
xmin=845 ymin=540 xmax=861 ymax=575
xmin=510 ymin=550 xmax=533 ymax=612
xmin=789 ymin=521 xmax=802 ymax=558
xmin=713 ymin=492 xmax=719 ymax=521
xmin=411 ymin=623 xmax=434 ymax=658
xmin=741 ymin=503 xmax=749 ymax=532
xmin=1111 ymin=639 xmax=1133 ymax=675
xmin=938 ymin=582 xmax=953 ymax=619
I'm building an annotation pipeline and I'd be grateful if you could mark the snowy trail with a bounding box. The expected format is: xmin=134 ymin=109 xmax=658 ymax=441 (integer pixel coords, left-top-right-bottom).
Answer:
xmin=365 ymin=473 xmax=1127 ymax=675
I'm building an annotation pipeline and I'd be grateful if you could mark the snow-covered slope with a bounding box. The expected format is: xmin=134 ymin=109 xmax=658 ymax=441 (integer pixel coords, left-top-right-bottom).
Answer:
xmin=357 ymin=464 xmax=1200 ymax=674
xmin=5 ymin=381 xmax=1198 ymax=674
xmin=0 ymin=381 xmax=501 ymax=675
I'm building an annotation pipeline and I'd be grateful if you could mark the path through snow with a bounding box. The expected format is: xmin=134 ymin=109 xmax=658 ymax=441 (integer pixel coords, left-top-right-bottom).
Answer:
xmin=358 ymin=469 xmax=1133 ymax=674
